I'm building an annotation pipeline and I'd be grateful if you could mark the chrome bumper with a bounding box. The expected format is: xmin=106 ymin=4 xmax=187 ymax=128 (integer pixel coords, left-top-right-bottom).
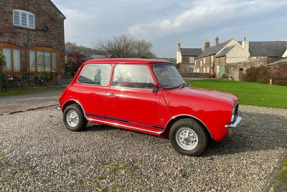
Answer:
xmin=225 ymin=111 xmax=242 ymax=136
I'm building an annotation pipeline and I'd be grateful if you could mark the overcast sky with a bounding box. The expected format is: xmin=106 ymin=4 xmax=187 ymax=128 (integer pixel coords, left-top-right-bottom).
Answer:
xmin=52 ymin=0 xmax=287 ymax=58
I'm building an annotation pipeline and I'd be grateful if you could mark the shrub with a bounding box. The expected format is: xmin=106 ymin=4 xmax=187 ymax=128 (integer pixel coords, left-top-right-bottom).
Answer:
xmin=257 ymin=66 xmax=271 ymax=84
xmin=242 ymin=67 xmax=260 ymax=82
xmin=0 ymin=52 xmax=8 ymax=92
xmin=243 ymin=65 xmax=287 ymax=86
xmin=272 ymin=66 xmax=287 ymax=86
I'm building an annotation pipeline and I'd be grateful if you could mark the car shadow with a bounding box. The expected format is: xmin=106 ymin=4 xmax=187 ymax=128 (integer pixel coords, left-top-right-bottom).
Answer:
xmin=80 ymin=111 xmax=287 ymax=156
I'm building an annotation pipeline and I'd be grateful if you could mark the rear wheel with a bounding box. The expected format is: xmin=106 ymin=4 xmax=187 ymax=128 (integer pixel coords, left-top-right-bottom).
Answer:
xmin=63 ymin=104 xmax=87 ymax=131
xmin=169 ymin=118 xmax=208 ymax=156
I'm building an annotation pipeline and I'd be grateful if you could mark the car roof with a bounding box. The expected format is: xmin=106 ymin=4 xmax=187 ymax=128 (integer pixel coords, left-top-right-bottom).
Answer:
xmin=83 ymin=58 xmax=172 ymax=65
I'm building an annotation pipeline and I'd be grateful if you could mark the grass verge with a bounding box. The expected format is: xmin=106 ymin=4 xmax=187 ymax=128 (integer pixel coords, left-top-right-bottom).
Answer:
xmin=272 ymin=154 xmax=287 ymax=192
xmin=0 ymin=86 xmax=66 ymax=96
xmin=188 ymin=79 xmax=287 ymax=109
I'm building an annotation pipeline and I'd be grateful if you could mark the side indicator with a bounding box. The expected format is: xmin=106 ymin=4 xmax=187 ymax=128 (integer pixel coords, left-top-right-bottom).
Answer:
xmin=59 ymin=93 xmax=63 ymax=103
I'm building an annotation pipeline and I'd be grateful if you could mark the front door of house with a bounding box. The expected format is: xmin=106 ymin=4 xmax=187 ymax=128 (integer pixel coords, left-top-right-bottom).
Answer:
xmin=221 ymin=66 xmax=225 ymax=75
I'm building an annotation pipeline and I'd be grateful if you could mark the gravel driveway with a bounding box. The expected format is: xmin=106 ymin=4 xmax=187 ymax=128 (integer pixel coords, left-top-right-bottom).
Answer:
xmin=0 ymin=105 xmax=286 ymax=191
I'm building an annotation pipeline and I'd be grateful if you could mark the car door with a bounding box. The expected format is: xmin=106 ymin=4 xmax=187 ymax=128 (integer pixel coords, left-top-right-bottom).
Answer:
xmin=105 ymin=64 xmax=163 ymax=132
xmin=74 ymin=63 xmax=111 ymax=117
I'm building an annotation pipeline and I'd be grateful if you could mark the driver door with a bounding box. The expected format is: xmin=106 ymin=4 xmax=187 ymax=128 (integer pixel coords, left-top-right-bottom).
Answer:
xmin=105 ymin=64 xmax=162 ymax=131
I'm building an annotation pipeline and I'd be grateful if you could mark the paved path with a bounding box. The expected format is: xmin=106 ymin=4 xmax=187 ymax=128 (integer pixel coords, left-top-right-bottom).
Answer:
xmin=0 ymin=89 xmax=63 ymax=115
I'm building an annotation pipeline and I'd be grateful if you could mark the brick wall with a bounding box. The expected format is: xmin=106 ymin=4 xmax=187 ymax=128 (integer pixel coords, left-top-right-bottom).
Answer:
xmin=195 ymin=55 xmax=215 ymax=75
xmin=0 ymin=0 xmax=65 ymax=76
xmin=214 ymin=57 xmax=226 ymax=77
xmin=181 ymin=55 xmax=195 ymax=73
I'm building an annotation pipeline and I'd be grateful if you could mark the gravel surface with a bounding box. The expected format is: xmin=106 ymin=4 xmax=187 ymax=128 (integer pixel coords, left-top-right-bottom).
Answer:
xmin=0 ymin=105 xmax=286 ymax=191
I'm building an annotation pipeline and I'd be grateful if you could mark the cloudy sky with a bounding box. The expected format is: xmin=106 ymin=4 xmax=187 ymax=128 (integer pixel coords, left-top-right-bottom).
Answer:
xmin=52 ymin=0 xmax=287 ymax=58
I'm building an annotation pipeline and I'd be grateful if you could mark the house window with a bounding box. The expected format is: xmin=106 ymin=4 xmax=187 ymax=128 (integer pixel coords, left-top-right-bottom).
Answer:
xmin=195 ymin=60 xmax=197 ymax=66
xmin=203 ymin=58 xmax=206 ymax=64
xmin=0 ymin=43 xmax=22 ymax=73
xmin=207 ymin=67 xmax=210 ymax=73
xmin=203 ymin=68 xmax=206 ymax=73
xmin=13 ymin=9 xmax=35 ymax=29
xmin=200 ymin=61 xmax=202 ymax=67
xmin=189 ymin=57 xmax=194 ymax=63
xmin=211 ymin=55 xmax=214 ymax=63
xmin=29 ymin=47 xmax=60 ymax=73
xmin=217 ymin=65 xmax=220 ymax=74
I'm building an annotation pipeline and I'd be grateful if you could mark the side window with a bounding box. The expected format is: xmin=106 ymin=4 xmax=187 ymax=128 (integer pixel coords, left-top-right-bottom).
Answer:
xmin=78 ymin=64 xmax=111 ymax=86
xmin=113 ymin=64 xmax=155 ymax=89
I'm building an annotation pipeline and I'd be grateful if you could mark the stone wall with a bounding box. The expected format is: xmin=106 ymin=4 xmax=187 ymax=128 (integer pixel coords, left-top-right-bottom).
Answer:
xmin=227 ymin=56 xmax=282 ymax=81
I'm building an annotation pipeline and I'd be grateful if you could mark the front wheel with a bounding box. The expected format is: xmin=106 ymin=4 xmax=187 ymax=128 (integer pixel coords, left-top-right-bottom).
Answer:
xmin=63 ymin=104 xmax=87 ymax=131
xmin=169 ymin=118 xmax=208 ymax=156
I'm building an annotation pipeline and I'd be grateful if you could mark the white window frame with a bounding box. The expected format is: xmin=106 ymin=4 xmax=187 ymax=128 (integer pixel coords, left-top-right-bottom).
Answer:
xmin=13 ymin=9 xmax=35 ymax=29
xmin=189 ymin=57 xmax=194 ymax=63
xmin=203 ymin=57 xmax=206 ymax=64
xmin=200 ymin=61 xmax=202 ymax=67
xmin=211 ymin=55 xmax=214 ymax=63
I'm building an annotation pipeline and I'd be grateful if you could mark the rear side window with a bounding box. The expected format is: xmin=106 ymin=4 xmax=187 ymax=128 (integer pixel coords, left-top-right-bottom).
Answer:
xmin=112 ymin=64 xmax=155 ymax=89
xmin=78 ymin=64 xmax=111 ymax=86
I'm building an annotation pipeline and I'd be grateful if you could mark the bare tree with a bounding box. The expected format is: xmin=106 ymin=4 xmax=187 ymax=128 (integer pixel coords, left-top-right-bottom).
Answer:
xmin=95 ymin=34 xmax=155 ymax=58
xmin=133 ymin=40 xmax=153 ymax=58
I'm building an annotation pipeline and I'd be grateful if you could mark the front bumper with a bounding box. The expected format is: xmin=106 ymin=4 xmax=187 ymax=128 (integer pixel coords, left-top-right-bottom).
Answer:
xmin=225 ymin=111 xmax=242 ymax=136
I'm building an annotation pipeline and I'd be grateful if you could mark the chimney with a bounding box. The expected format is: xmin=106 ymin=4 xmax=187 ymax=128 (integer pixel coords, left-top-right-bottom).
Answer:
xmin=215 ymin=36 xmax=219 ymax=45
xmin=176 ymin=41 xmax=182 ymax=64
xmin=242 ymin=37 xmax=249 ymax=51
xmin=177 ymin=41 xmax=181 ymax=51
xmin=204 ymin=40 xmax=210 ymax=51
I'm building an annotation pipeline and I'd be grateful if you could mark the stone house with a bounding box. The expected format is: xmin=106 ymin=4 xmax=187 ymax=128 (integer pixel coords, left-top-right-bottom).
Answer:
xmin=193 ymin=37 xmax=287 ymax=80
xmin=195 ymin=37 xmax=249 ymax=78
xmin=176 ymin=42 xmax=202 ymax=73
xmin=0 ymin=0 xmax=65 ymax=79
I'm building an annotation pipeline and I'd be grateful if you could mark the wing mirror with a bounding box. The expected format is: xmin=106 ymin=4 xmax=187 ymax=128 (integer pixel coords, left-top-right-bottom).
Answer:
xmin=150 ymin=84 xmax=159 ymax=93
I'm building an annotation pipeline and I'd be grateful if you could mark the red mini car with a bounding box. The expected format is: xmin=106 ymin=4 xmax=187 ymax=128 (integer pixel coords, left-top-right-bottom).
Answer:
xmin=59 ymin=58 xmax=242 ymax=156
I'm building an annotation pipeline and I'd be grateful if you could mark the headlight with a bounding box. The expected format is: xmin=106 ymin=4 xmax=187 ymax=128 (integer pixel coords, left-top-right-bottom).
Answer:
xmin=231 ymin=104 xmax=239 ymax=123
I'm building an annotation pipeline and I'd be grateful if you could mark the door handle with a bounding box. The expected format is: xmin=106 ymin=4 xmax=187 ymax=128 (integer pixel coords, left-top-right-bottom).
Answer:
xmin=106 ymin=93 xmax=115 ymax=97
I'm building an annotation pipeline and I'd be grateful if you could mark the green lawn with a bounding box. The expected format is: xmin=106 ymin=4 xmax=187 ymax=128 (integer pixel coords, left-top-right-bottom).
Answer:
xmin=272 ymin=155 xmax=287 ymax=192
xmin=187 ymin=79 xmax=287 ymax=109
xmin=0 ymin=86 xmax=66 ymax=96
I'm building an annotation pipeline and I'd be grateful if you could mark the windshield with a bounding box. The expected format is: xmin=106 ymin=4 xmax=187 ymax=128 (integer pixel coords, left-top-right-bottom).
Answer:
xmin=153 ymin=64 xmax=185 ymax=89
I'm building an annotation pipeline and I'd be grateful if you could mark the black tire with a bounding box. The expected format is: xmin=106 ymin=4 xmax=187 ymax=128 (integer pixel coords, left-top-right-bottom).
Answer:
xmin=63 ymin=104 xmax=87 ymax=131
xmin=169 ymin=118 xmax=208 ymax=156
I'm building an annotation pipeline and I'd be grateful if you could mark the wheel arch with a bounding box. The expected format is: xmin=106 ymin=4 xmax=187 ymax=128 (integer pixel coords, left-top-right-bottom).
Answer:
xmin=160 ymin=115 xmax=213 ymax=140
xmin=62 ymin=100 xmax=86 ymax=118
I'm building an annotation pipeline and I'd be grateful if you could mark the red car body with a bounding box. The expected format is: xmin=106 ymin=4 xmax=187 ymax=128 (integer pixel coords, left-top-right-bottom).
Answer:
xmin=59 ymin=58 xmax=241 ymax=155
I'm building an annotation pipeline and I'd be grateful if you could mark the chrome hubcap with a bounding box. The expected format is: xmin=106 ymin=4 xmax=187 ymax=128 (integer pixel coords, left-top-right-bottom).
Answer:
xmin=175 ymin=127 xmax=198 ymax=150
xmin=66 ymin=110 xmax=79 ymax=127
